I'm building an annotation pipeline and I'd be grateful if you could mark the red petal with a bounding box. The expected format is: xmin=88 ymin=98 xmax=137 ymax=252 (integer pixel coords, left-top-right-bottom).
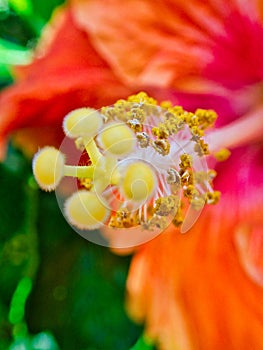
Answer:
xmin=0 ymin=9 xmax=133 ymax=158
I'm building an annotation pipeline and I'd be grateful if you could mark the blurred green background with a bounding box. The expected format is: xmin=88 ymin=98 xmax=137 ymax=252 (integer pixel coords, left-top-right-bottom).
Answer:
xmin=0 ymin=1 xmax=151 ymax=349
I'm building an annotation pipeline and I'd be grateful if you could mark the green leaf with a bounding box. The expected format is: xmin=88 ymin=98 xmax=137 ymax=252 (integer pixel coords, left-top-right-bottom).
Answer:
xmin=30 ymin=0 xmax=65 ymax=21
xmin=130 ymin=335 xmax=155 ymax=350
xmin=0 ymin=37 xmax=32 ymax=51
xmin=8 ymin=0 xmax=33 ymax=17
xmin=0 ymin=63 xmax=12 ymax=86
xmin=0 ymin=145 xmax=33 ymax=346
xmin=0 ymin=38 xmax=32 ymax=65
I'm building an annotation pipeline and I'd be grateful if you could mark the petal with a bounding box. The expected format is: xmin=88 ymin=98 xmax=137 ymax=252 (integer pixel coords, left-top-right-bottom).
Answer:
xmin=70 ymin=0 xmax=263 ymax=124
xmin=126 ymin=142 xmax=263 ymax=349
xmin=71 ymin=0 xmax=218 ymax=87
xmin=71 ymin=0 xmax=263 ymax=91
xmin=127 ymin=203 xmax=263 ymax=349
xmin=11 ymin=127 xmax=64 ymax=158
xmin=205 ymin=10 xmax=263 ymax=89
xmin=0 ymin=8 xmax=133 ymax=159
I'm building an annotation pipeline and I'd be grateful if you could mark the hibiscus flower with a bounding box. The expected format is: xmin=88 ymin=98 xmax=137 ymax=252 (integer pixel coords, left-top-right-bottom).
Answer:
xmin=70 ymin=1 xmax=263 ymax=348
xmin=1 ymin=0 xmax=263 ymax=349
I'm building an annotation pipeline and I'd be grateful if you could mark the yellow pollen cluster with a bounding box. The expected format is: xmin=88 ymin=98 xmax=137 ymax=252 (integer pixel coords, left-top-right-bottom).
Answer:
xmin=154 ymin=195 xmax=179 ymax=216
xmin=214 ymin=148 xmax=231 ymax=161
xmin=32 ymin=92 xmax=223 ymax=233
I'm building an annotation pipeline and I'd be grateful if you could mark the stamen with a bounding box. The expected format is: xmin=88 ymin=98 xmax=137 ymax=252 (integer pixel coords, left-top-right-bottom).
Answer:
xmin=214 ymin=148 xmax=231 ymax=161
xmin=32 ymin=92 xmax=224 ymax=235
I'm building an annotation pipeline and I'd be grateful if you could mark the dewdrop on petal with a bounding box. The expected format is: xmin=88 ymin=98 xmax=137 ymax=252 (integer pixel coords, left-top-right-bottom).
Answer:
xmin=63 ymin=107 xmax=103 ymax=138
xmin=33 ymin=146 xmax=65 ymax=191
xmin=64 ymin=190 xmax=110 ymax=230
xmin=99 ymin=122 xmax=136 ymax=156
xmin=121 ymin=162 xmax=157 ymax=202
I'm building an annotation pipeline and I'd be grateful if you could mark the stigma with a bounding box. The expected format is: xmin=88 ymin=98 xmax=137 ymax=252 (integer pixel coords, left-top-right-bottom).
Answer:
xmin=33 ymin=92 xmax=221 ymax=232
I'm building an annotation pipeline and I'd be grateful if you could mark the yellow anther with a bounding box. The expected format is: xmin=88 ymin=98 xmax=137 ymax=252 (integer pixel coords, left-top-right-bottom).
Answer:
xmin=206 ymin=191 xmax=221 ymax=205
xmin=164 ymin=111 xmax=184 ymax=133
xmin=64 ymin=190 xmax=110 ymax=230
xmin=160 ymin=100 xmax=173 ymax=109
xmin=163 ymin=111 xmax=175 ymax=121
xmin=108 ymin=216 xmax=120 ymax=228
xmin=32 ymin=147 xmax=65 ymax=191
xmin=152 ymin=123 xmax=169 ymax=139
xmin=195 ymin=108 xmax=217 ymax=129
xmin=99 ymin=122 xmax=136 ymax=156
xmin=208 ymin=169 xmax=217 ymax=180
xmin=180 ymin=169 xmax=194 ymax=186
xmin=79 ymin=178 xmax=93 ymax=190
xmin=128 ymin=92 xmax=157 ymax=105
xmin=136 ymin=132 xmax=150 ymax=148
xmin=154 ymin=195 xmax=179 ymax=216
xmin=214 ymin=148 xmax=231 ymax=161
xmin=121 ymin=162 xmax=156 ymax=202
xmin=172 ymin=106 xmax=184 ymax=116
xmin=185 ymin=112 xmax=200 ymax=127
xmin=128 ymin=107 xmax=146 ymax=123
xmin=148 ymin=216 xmax=168 ymax=230
xmin=114 ymin=209 xmax=139 ymax=228
xmin=152 ymin=139 xmax=170 ymax=156
xmin=191 ymin=126 xmax=204 ymax=140
xmin=194 ymin=139 xmax=210 ymax=156
xmin=166 ymin=168 xmax=181 ymax=185
xmin=63 ymin=108 xmax=103 ymax=138
xmin=172 ymin=207 xmax=184 ymax=227
xmin=163 ymin=120 xmax=177 ymax=135
xmin=127 ymin=119 xmax=143 ymax=132
xmin=179 ymin=154 xmax=192 ymax=169
xmin=100 ymin=106 xmax=116 ymax=122
xmin=183 ymin=185 xmax=198 ymax=199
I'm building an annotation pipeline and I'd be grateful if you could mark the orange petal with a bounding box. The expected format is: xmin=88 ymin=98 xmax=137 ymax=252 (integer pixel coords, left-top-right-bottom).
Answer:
xmin=71 ymin=0 xmax=263 ymax=89
xmin=126 ymin=199 xmax=263 ymax=349
xmin=71 ymin=0 xmax=220 ymax=87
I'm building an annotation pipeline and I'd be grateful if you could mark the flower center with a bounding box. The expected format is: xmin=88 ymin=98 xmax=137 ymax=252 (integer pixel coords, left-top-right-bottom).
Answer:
xmin=33 ymin=92 xmax=221 ymax=234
